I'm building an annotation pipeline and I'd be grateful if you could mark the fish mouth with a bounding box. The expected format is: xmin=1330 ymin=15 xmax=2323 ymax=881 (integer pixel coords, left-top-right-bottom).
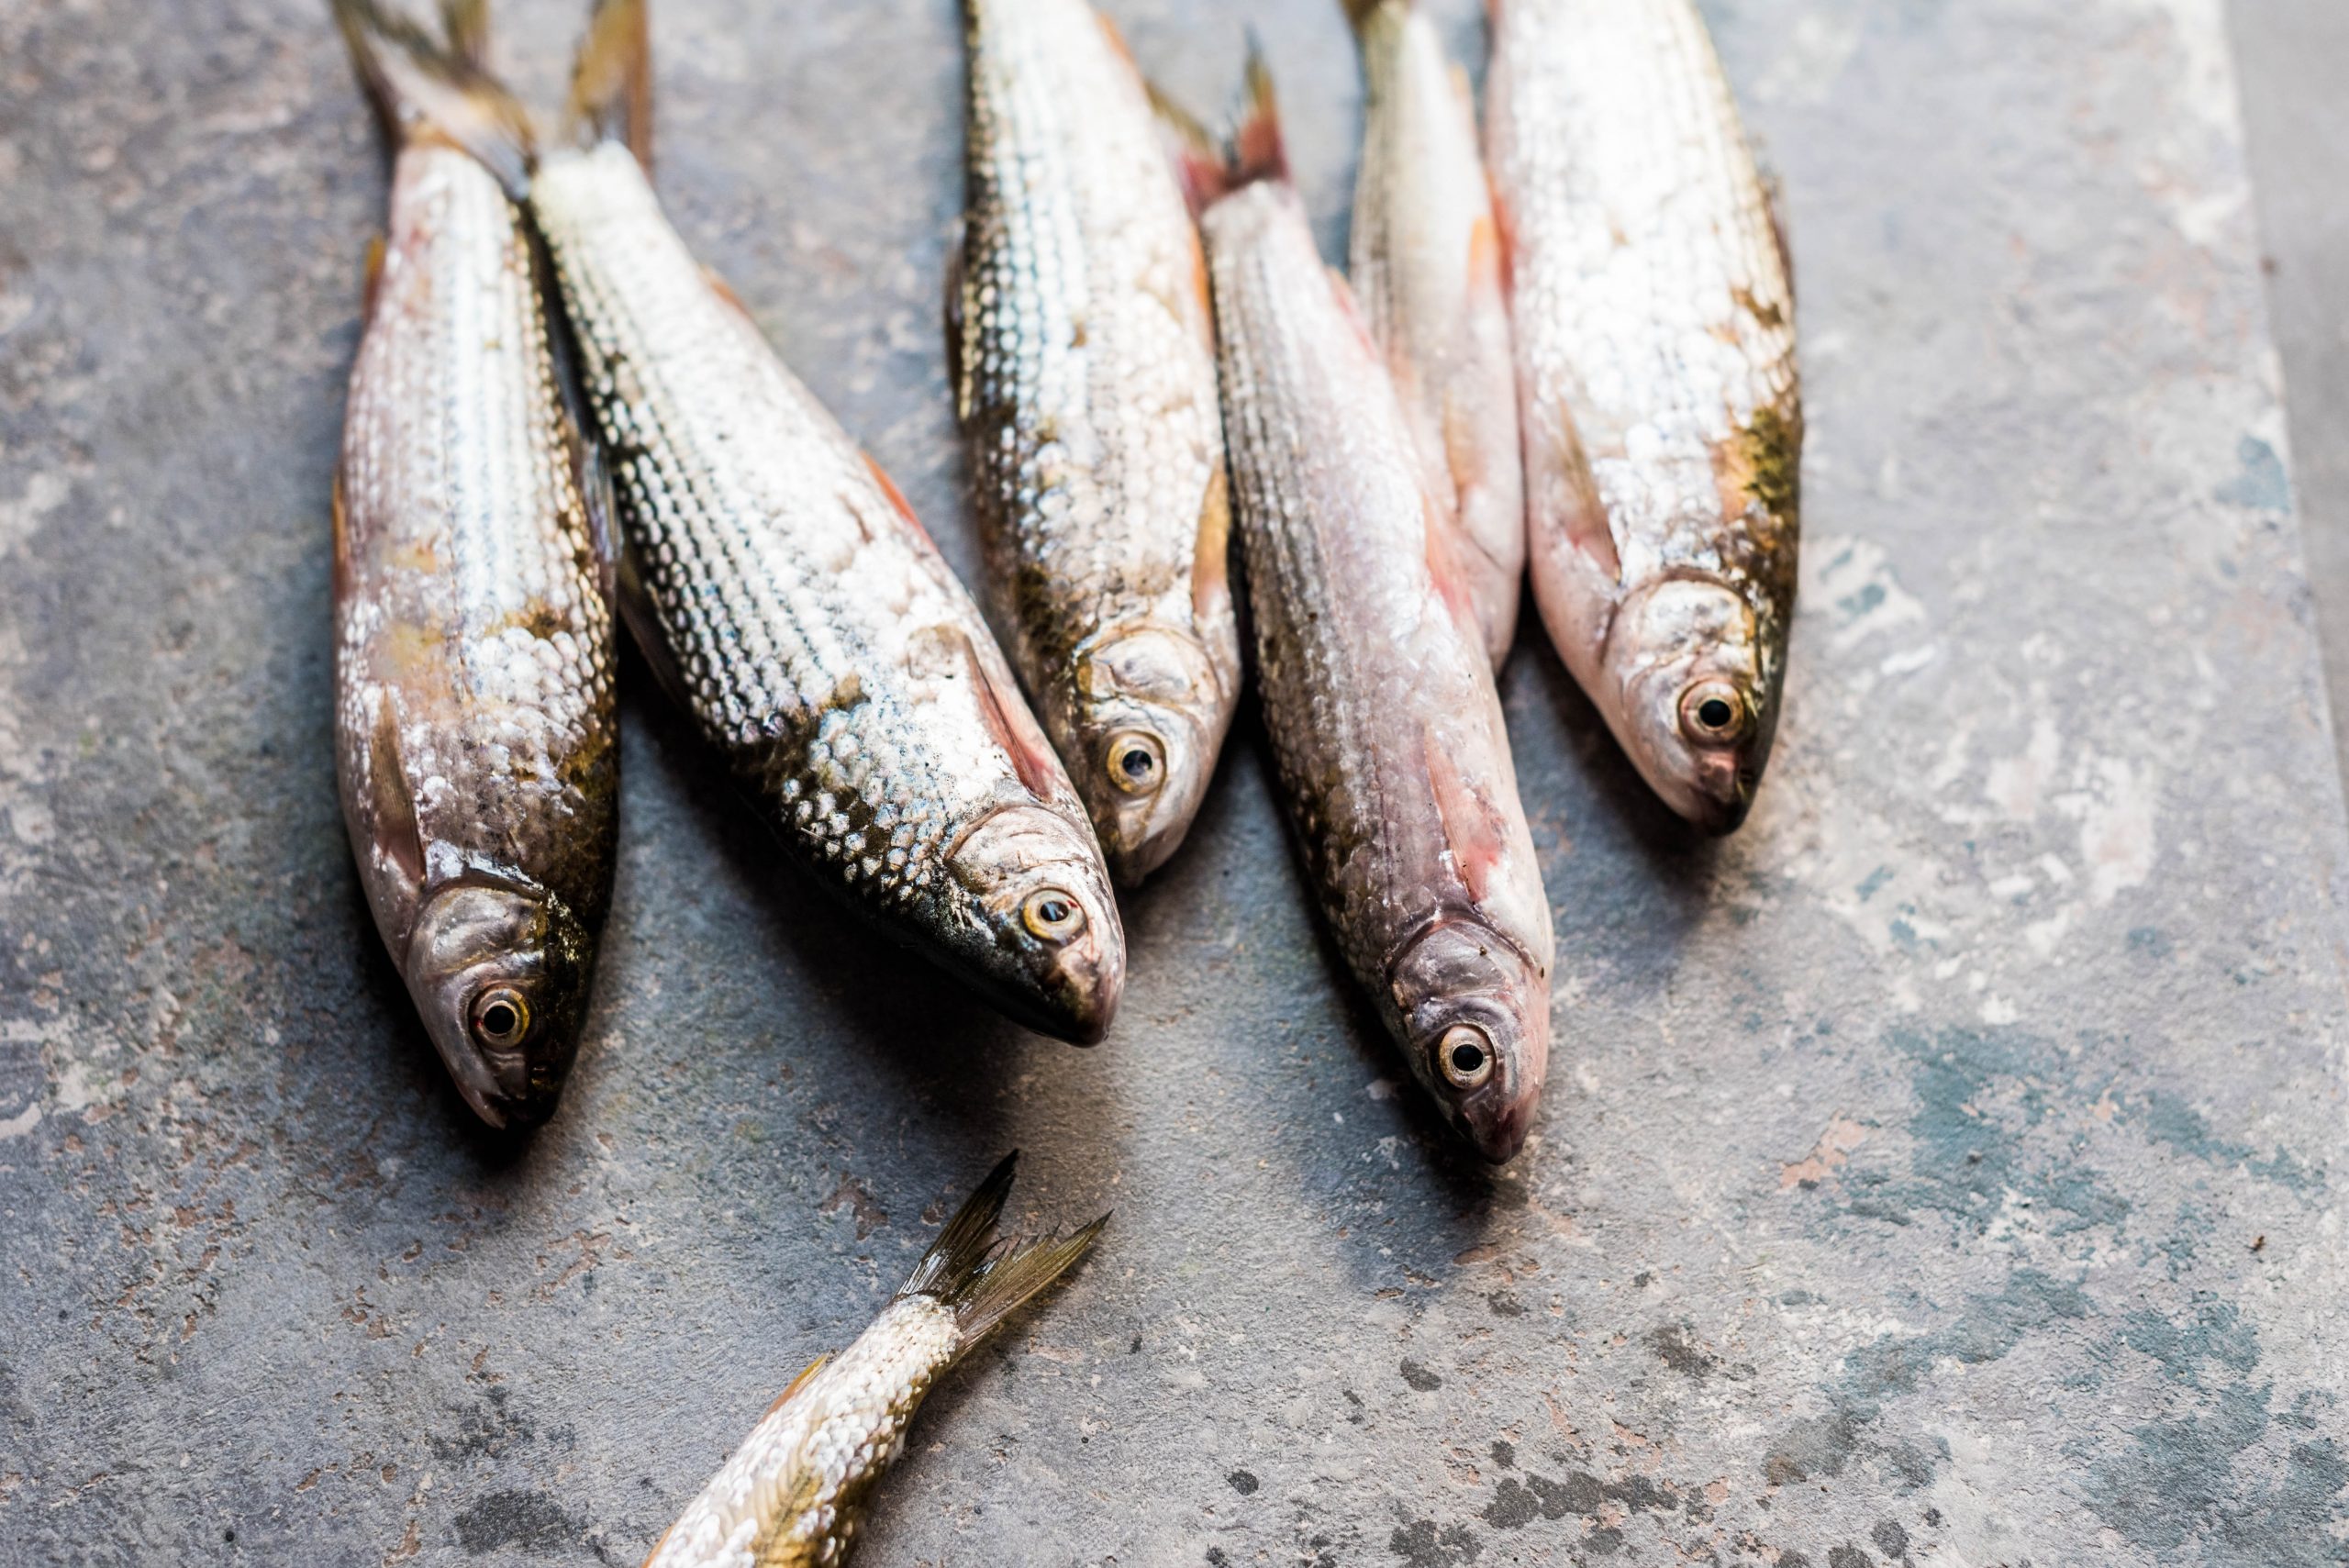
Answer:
xmin=950 ymin=805 xmax=1127 ymax=1045
xmin=425 ymin=1033 xmax=550 ymax=1132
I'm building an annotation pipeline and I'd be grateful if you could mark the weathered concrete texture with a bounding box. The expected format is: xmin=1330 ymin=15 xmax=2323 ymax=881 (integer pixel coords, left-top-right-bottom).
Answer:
xmin=0 ymin=1 xmax=2343 ymax=1565
xmin=2230 ymin=0 xmax=2349 ymax=787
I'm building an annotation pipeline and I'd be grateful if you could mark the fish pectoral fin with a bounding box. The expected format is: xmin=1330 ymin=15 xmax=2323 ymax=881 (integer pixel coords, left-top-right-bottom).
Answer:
xmin=1424 ymin=719 xmax=1506 ymax=907
xmin=331 ymin=468 xmax=353 ymax=602
xmin=612 ymin=545 xmax=695 ymax=715
xmin=1190 ymin=464 xmax=1233 ymax=633
xmin=760 ymin=1353 xmax=833 ymax=1421
xmin=367 ymin=698 xmax=428 ymax=889
xmin=956 ymin=631 xmax=1059 ymax=803
xmin=360 ymin=234 xmax=387 ymax=325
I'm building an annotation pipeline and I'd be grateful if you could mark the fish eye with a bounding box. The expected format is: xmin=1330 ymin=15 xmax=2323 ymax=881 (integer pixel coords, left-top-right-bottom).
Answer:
xmin=1104 ymin=730 xmax=1166 ymax=797
xmin=1437 ymin=1024 xmax=1495 ymax=1090
xmin=470 ymin=986 xmax=531 ymax=1049
xmin=1678 ymin=681 xmax=1751 ymax=747
xmin=1021 ymin=888 xmax=1087 ymax=943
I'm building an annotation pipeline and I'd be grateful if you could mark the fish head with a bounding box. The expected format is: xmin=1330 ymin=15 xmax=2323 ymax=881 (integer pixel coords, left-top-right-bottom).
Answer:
xmin=1066 ymin=627 xmax=1231 ymax=885
xmin=952 ymin=806 xmax=1127 ymax=1045
xmin=1389 ymin=919 xmax=1550 ymax=1162
xmin=1605 ymin=575 xmax=1774 ymax=834
xmin=404 ymin=881 xmax=593 ymax=1129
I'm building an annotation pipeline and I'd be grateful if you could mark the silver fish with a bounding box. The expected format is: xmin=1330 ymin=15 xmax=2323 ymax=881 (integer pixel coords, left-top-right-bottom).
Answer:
xmin=1486 ymin=0 xmax=1800 ymax=832
xmin=367 ymin=0 xmax=1129 ymax=1042
xmin=1175 ymin=61 xmax=1554 ymax=1162
xmin=952 ymin=0 xmax=1243 ymax=885
xmin=640 ymin=1154 xmax=1104 ymax=1568
xmin=330 ymin=0 xmax=618 ymax=1129
xmin=1342 ymin=0 xmax=1525 ymax=669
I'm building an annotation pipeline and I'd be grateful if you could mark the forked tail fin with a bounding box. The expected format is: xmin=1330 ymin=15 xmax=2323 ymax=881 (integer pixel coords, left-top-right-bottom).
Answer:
xmin=329 ymin=0 xmax=537 ymax=195
xmin=567 ymin=0 xmax=654 ymax=171
xmin=898 ymin=1152 xmax=1108 ymax=1347
xmin=1156 ymin=38 xmax=1290 ymax=217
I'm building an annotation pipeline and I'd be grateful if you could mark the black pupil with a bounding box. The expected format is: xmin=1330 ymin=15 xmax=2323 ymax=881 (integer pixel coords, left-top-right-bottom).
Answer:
xmin=1037 ymin=899 xmax=1070 ymax=926
xmin=1121 ymin=747 xmax=1154 ymax=779
xmin=1698 ymin=697 xmax=1735 ymax=729
xmin=1451 ymin=1041 xmax=1485 ymax=1074
xmin=480 ymin=1001 xmax=518 ymax=1038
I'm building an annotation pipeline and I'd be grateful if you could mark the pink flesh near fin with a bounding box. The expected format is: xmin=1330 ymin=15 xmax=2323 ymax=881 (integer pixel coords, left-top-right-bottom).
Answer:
xmin=1424 ymin=721 xmax=1504 ymax=906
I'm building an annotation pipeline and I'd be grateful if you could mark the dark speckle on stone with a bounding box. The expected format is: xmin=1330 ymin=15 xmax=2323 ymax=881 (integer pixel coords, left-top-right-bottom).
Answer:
xmin=1830 ymin=1548 xmax=1876 ymax=1568
xmin=1779 ymin=1554 xmax=1812 ymax=1568
xmin=1490 ymin=1440 xmax=1515 ymax=1469
xmin=1648 ymin=1324 xmax=1719 ymax=1379
xmin=1207 ymin=1549 xmax=1229 ymax=1566
xmin=1586 ymin=1526 xmax=1624 ymax=1556
xmin=1873 ymin=1520 xmax=1910 ymax=1558
xmin=1389 ymin=1518 xmax=1481 ymax=1566
xmin=1399 ymin=1358 xmax=1442 ymax=1391
xmin=452 ymin=1490 xmax=580 ymax=1554
xmin=1632 ymin=1271 xmax=1653 ymax=1286
xmin=1923 ymin=1509 xmax=1943 ymax=1528
xmin=1226 ymin=1470 xmax=1259 ymax=1496
xmin=1482 ymin=1479 xmax=1539 ymax=1530
xmin=1487 ymin=1289 xmax=1526 ymax=1317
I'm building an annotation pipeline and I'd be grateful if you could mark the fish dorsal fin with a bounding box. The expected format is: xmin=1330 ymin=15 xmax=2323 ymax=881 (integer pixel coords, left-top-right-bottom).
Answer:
xmin=367 ymin=697 xmax=428 ymax=889
xmin=760 ymin=1353 xmax=832 ymax=1421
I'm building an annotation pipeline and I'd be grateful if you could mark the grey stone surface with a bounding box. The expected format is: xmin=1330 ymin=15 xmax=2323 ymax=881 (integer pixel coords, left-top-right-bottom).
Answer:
xmin=2230 ymin=0 xmax=2349 ymax=784
xmin=1 ymin=0 xmax=2344 ymax=1565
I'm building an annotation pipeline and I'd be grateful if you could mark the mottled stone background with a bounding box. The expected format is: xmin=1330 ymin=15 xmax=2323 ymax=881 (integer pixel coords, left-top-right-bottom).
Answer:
xmin=0 ymin=1 xmax=2343 ymax=1565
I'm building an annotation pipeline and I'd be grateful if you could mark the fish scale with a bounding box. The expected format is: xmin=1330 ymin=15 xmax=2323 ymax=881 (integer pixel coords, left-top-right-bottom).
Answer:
xmin=1488 ymin=0 xmax=1800 ymax=831
xmin=1185 ymin=79 xmax=1555 ymax=1161
xmin=333 ymin=130 xmax=618 ymax=1129
xmin=529 ymin=129 xmax=1122 ymax=1042
xmin=954 ymin=0 xmax=1241 ymax=885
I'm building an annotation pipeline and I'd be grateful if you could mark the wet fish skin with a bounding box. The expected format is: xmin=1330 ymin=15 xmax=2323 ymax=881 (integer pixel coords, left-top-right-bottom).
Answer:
xmin=331 ymin=14 xmax=618 ymax=1130
xmin=1486 ymin=0 xmax=1800 ymax=833
xmin=1343 ymin=0 xmax=1525 ymax=669
xmin=641 ymin=1154 xmax=1104 ymax=1568
xmin=954 ymin=0 xmax=1242 ymax=885
xmin=1185 ymin=70 xmax=1554 ymax=1162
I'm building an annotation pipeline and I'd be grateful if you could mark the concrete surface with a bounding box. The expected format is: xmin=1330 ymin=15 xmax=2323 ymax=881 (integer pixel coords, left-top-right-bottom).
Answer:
xmin=1 ymin=1 xmax=2345 ymax=1565
xmin=2231 ymin=0 xmax=2349 ymax=786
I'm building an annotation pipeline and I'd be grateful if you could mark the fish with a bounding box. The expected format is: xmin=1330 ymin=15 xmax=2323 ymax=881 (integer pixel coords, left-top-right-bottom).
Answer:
xmin=349 ymin=0 xmax=1128 ymax=1043
xmin=1486 ymin=0 xmax=1801 ymax=833
xmin=951 ymin=0 xmax=1243 ymax=886
xmin=640 ymin=1153 xmax=1105 ymax=1568
xmin=329 ymin=0 xmax=618 ymax=1129
xmin=1341 ymin=0 xmax=1525 ymax=669
xmin=1172 ymin=59 xmax=1555 ymax=1162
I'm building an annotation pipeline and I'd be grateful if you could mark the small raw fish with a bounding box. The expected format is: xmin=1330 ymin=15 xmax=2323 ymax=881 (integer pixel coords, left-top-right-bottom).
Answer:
xmin=329 ymin=0 xmax=618 ymax=1129
xmin=1172 ymin=60 xmax=1554 ymax=1162
xmin=351 ymin=0 xmax=1128 ymax=1042
xmin=952 ymin=0 xmax=1243 ymax=886
xmin=1341 ymin=0 xmax=1525 ymax=668
xmin=640 ymin=1153 xmax=1105 ymax=1568
xmin=1486 ymin=0 xmax=1800 ymax=832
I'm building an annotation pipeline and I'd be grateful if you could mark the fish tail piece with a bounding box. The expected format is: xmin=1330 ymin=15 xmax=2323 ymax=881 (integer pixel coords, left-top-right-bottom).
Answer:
xmin=567 ymin=0 xmax=653 ymax=171
xmin=329 ymin=0 xmax=536 ymax=195
xmin=898 ymin=1153 xmax=1108 ymax=1349
xmin=1153 ymin=39 xmax=1289 ymax=217
xmin=1339 ymin=0 xmax=1403 ymax=33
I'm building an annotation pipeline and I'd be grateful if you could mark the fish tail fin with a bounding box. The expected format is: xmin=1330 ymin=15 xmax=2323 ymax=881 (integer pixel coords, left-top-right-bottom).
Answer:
xmin=566 ymin=0 xmax=653 ymax=171
xmin=1339 ymin=0 xmax=1401 ymax=31
xmin=329 ymin=0 xmax=537 ymax=195
xmin=896 ymin=1152 xmax=1108 ymax=1348
xmin=1155 ymin=37 xmax=1290 ymax=217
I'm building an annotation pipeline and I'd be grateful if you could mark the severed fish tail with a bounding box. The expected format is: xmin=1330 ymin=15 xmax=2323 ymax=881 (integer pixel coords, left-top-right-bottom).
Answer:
xmin=899 ymin=1152 xmax=1108 ymax=1347
xmin=566 ymin=0 xmax=653 ymax=171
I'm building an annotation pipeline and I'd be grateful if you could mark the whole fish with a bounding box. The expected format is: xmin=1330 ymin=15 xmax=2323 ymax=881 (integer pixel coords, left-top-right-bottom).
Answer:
xmin=641 ymin=1153 xmax=1104 ymax=1568
xmin=1175 ymin=63 xmax=1554 ymax=1162
xmin=1342 ymin=0 xmax=1524 ymax=669
xmin=951 ymin=0 xmax=1243 ymax=886
xmin=1486 ymin=0 xmax=1800 ymax=832
xmin=353 ymin=0 xmax=1128 ymax=1043
xmin=330 ymin=0 xmax=618 ymax=1129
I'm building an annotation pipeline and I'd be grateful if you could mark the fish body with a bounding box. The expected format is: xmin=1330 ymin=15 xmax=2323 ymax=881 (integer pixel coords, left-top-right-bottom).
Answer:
xmin=1486 ymin=0 xmax=1799 ymax=831
xmin=331 ymin=8 xmax=618 ymax=1129
xmin=1343 ymin=0 xmax=1524 ymax=668
xmin=372 ymin=0 xmax=1128 ymax=1043
xmin=642 ymin=1154 xmax=1104 ymax=1568
xmin=1181 ymin=69 xmax=1553 ymax=1162
xmin=953 ymin=0 xmax=1241 ymax=884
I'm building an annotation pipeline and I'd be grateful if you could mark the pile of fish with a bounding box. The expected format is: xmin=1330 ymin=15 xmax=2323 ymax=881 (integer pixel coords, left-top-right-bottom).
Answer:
xmin=327 ymin=0 xmax=1798 ymax=1558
